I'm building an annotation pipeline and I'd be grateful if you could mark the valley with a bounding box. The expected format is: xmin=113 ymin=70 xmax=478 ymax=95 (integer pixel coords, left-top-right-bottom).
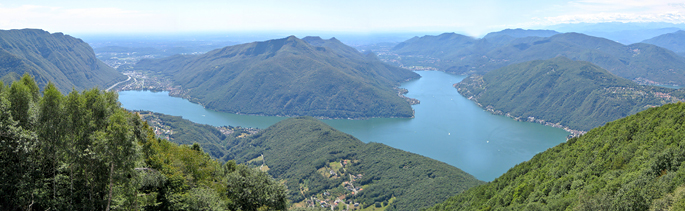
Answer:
xmin=4 ymin=3 xmax=685 ymax=209
xmin=118 ymin=71 xmax=571 ymax=182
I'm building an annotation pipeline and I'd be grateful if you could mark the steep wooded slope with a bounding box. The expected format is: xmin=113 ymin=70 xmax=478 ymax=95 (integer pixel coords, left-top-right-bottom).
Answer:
xmin=0 ymin=29 xmax=125 ymax=92
xmin=456 ymin=57 xmax=685 ymax=131
xmin=430 ymin=102 xmax=685 ymax=210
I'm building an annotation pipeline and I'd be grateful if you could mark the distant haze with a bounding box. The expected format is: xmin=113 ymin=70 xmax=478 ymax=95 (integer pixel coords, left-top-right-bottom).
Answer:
xmin=2 ymin=0 xmax=685 ymax=37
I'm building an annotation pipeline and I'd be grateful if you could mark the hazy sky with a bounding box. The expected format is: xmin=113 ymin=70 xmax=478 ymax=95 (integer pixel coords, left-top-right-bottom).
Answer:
xmin=1 ymin=0 xmax=684 ymax=36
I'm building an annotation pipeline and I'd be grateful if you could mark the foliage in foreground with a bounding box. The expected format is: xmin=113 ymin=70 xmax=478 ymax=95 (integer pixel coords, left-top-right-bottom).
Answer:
xmin=0 ymin=73 xmax=286 ymax=211
xmin=429 ymin=102 xmax=685 ymax=210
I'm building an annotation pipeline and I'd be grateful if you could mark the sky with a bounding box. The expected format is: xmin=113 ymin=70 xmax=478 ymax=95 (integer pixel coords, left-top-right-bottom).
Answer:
xmin=1 ymin=0 xmax=685 ymax=37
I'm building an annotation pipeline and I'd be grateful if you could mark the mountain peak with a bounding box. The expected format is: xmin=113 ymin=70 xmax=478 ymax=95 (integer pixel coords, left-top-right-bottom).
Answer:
xmin=302 ymin=36 xmax=323 ymax=42
xmin=483 ymin=28 xmax=559 ymax=39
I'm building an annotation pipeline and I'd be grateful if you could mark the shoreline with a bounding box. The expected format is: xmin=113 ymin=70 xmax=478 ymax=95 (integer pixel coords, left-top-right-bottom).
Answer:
xmin=120 ymin=89 xmax=418 ymax=121
xmin=454 ymin=83 xmax=586 ymax=138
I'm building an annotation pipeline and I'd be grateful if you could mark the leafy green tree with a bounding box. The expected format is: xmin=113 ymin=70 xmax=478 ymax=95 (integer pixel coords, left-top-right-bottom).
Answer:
xmin=37 ymin=82 xmax=64 ymax=208
xmin=9 ymin=79 xmax=36 ymax=130
xmin=0 ymin=74 xmax=291 ymax=211
xmin=19 ymin=73 xmax=40 ymax=102
xmin=94 ymin=109 xmax=137 ymax=211
xmin=224 ymin=162 xmax=288 ymax=211
xmin=0 ymin=75 xmax=38 ymax=210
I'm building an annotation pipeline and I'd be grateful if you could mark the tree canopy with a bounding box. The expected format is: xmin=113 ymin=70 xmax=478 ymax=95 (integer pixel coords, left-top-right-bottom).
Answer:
xmin=0 ymin=73 xmax=286 ymax=211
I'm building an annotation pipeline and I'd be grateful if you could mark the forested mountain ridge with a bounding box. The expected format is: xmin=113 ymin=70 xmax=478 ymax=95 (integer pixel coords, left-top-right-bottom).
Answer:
xmin=391 ymin=33 xmax=479 ymax=58
xmin=482 ymin=29 xmax=559 ymax=40
xmin=429 ymin=102 xmax=685 ymax=211
xmin=391 ymin=31 xmax=685 ymax=86
xmin=642 ymin=30 xmax=685 ymax=57
xmin=135 ymin=113 xmax=484 ymax=210
xmin=134 ymin=36 xmax=420 ymax=119
xmin=0 ymin=29 xmax=126 ymax=93
xmin=0 ymin=74 xmax=286 ymax=211
xmin=456 ymin=57 xmax=685 ymax=132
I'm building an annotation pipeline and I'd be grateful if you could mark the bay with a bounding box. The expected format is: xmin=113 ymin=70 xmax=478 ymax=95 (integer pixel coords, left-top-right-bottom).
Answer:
xmin=118 ymin=71 xmax=570 ymax=181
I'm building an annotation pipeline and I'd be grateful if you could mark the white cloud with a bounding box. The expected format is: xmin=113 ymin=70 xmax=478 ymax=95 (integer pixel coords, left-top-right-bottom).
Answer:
xmin=0 ymin=5 xmax=177 ymax=34
xmin=529 ymin=0 xmax=685 ymax=26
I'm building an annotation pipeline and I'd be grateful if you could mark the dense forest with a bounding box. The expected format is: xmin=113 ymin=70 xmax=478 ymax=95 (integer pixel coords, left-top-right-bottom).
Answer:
xmin=429 ymin=102 xmax=685 ymax=210
xmin=135 ymin=113 xmax=484 ymax=210
xmin=0 ymin=74 xmax=286 ymax=211
xmin=391 ymin=31 xmax=685 ymax=86
xmin=0 ymin=29 xmax=126 ymax=93
xmin=456 ymin=57 xmax=685 ymax=131
xmin=133 ymin=36 xmax=419 ymax=119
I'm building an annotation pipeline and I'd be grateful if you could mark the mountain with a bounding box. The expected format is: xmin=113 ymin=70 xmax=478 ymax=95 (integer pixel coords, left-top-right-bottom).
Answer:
xmin=0 ymin=29 xmax=126 ymax=93
xmin=429 ymin=102 xmax=685 ymax=210
xmin=481 ymin=28 xmax=559 ymax=45
xmin=642 ymin=30 xmax=685 ymax=56
xmin=391 ymin=29 xmax=558 ymax=59
xmin=392 ymin=33 xmax=478 ymax=57
xmin=457 ymin=57 xmax=685 ymax=132
xmin=134 ymin=36 xmax=420 ymax=119
xmin=546 ymin=22 xmax=684 ymax=44
xmin=393 ymin=32 xmax=685 ymax=86
xmin=138 ymin=113 xmax=484 ymax=210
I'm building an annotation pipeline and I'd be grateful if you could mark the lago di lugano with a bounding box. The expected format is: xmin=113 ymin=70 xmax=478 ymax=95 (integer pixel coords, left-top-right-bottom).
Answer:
xmin=118 ymin=70 xmax=570 ymax=181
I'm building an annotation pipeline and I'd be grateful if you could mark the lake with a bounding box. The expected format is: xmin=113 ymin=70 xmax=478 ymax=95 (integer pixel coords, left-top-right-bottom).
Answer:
xmin=118 ymin=71 xmax=570 ymax=181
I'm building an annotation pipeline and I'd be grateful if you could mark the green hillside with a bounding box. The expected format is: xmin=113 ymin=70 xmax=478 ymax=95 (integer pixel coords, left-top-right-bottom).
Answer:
xmin=0 ymin=75 xmax=286 ymax=211
xmin=642 ymin=30 xmax=685 ymax=56
xmin=457 ymin=57 xmax=684 ymax=132
xmin=134 ymin=36 xmax=419 ymax=119
xmin=429 ymin=102 xmax=685 ymax=211
xmin=392 ymin=32 xmax=685 ymax=86
xmin=137 ymin=113 xmax=484 ymax=210
xmin=0 ymin=29 xmax=126 ymax=93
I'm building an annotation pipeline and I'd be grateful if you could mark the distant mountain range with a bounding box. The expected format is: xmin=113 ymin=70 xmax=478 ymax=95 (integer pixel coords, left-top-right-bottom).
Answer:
xmin=429 ymin=102 xmax=685 ymax=210
xmin=546 ymin=22 xmax=684 ymax=44
xmin=392 ymin=31 xmax=685 ymax=86
xmin=134 ymin=36 xmax=420 ymax=119
xmin=642 ymin=30 xmax=685 ymax=57
xmin=140 ymin=112 xmax=484 ymax=210
xmin=457 ymin=57 xmax=684 ymax=132
xmin=0 ymin=29 xmax=126 ymax=92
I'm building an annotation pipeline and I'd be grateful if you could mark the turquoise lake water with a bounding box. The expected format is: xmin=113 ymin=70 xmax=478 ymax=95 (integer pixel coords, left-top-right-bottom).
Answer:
xmin=118 ymin=71 xmax=570 ymax=181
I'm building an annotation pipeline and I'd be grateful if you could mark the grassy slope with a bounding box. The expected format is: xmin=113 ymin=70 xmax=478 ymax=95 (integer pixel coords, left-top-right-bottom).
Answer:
xmin=429 ymin=102 xmax=685 ymax=211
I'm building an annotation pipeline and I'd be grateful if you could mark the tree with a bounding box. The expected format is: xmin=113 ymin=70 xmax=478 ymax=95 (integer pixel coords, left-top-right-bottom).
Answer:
xmin=94 ymin=109 xmax=137 ymax=211
xmin=0 ymin=76 xmax=38 ymax=210
xmin=9 ymin=80 xmax=35 ymax=130
xmin=224 ymin=162 xmax=288 ymax=211
xmin=37 ymin=82 xmax=64 ymax=208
